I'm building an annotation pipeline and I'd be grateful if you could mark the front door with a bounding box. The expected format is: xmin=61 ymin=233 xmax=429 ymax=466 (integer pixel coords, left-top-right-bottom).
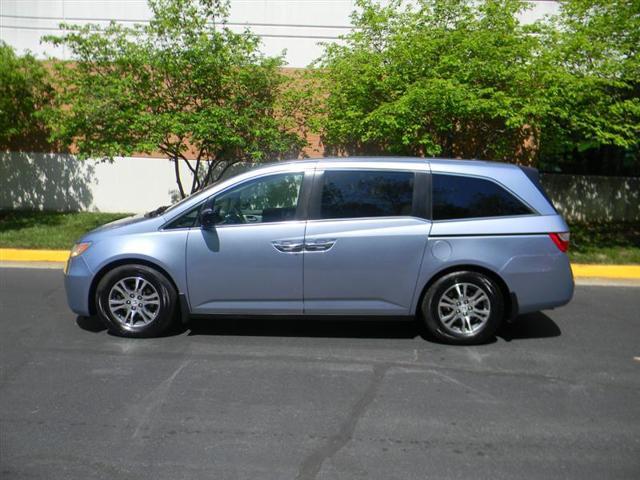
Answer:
xmin=303 ymin=169 xmax=431 ymax=315
xmin=186 ymin=171 xmax=308 ymax=315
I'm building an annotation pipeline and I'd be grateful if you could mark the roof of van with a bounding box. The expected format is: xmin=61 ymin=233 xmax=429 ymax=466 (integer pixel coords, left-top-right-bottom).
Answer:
xmin=272 ymin=156 xmax=523 ymax=172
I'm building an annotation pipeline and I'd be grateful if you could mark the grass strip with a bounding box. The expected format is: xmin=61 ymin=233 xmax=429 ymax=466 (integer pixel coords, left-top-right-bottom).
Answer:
xmin=0 ymin=210 xmax=131 ymax=249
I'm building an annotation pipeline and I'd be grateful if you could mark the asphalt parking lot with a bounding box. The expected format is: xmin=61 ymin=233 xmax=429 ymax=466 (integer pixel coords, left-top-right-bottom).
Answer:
xmin=1 ymin=267 xmax=639 ymax=479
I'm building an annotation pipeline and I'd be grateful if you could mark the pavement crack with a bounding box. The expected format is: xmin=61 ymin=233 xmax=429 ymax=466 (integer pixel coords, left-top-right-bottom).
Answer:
xmin=130 ymin=359 xmax=190 ymax=440
xmin=295 ymin=363 xmax=388 ymax=480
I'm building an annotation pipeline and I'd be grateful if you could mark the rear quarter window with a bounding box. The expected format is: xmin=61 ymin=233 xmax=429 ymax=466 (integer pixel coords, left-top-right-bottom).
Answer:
xmin=432 ymin=173 xmax=533 ymax=220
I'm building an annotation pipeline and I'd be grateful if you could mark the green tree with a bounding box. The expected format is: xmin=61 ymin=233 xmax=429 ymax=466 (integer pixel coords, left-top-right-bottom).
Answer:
xmin=45 ymin=0 xmax=308 ymax=197
xmin=315 ymin=0 xmax=639 ymax=170
xmin=537 ymin=0 xmax=640 ymax=174
xmin=0 ymin=41 xmax=53 ymax=150
xmin=316 ymin=0 xmax=553 ymax=164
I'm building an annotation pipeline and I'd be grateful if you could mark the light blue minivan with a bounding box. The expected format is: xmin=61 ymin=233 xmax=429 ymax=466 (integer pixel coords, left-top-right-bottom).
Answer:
xmin=64 ymin=158 xmax=573 ymax=344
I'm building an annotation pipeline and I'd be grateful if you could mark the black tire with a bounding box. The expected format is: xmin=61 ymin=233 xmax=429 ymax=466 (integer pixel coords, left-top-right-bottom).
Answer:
xmin=421 ymin=270 xmax=504 ymax=345
xmin=95 ymin=264 xmax=177 ymax=338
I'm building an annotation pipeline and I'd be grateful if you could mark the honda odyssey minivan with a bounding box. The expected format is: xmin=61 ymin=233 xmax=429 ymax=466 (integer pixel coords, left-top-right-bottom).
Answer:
xmin=64 ymin=158 xmax=573 ymax=344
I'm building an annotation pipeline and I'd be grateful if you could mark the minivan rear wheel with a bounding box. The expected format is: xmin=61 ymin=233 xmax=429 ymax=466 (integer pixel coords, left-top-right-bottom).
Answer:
xmin=96 ymin=264 xmax=177 ymax=338
xmin=421 ymin=271 xmax=504 ymax=345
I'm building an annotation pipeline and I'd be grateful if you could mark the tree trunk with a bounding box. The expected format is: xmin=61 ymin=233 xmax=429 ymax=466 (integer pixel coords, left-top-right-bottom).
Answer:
xmin=173 ymin=158 xmax=186 ymax=199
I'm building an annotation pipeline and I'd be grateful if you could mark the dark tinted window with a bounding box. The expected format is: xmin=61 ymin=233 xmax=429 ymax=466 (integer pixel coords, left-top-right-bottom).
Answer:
xmin=164 ymin=204 xmax=202 ymax=229
xmin=319 ymin=170 xmax=414 ymax=219
xmin=432 ymin=174 xmax=532 ymax=220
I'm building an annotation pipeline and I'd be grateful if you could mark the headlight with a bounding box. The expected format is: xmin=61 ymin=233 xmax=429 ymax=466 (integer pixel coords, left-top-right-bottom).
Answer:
xmin=69 ymin=242 xmax=92 ymax=258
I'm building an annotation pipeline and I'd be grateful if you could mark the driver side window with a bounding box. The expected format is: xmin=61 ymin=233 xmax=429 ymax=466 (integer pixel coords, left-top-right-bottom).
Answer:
xmin=212 ymin=172 xmax=304 ymax=225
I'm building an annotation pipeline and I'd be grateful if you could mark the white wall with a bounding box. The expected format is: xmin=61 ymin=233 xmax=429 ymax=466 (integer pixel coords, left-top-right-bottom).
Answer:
xmin=541 ymin=174 xmax=640 ymax=223
xmin=2 ymin=152 xmax=638 ymax=222
xmin=0 ymin=152 xmax=194 ymax=213
xmin=0 ymin=0 xmax=559 ymax=67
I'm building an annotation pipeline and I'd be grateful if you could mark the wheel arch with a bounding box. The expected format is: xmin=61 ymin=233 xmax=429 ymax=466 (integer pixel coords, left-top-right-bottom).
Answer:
xmin=88 ymin=258 xmax=181 ymax=316
xmin=415 ymin=264 xmax=517 ymax=320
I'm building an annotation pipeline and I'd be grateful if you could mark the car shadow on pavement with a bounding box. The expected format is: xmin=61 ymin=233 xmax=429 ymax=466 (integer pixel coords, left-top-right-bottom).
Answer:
xmin=498 ymin=312 xmax=561 ymax=342
xmin=185 ymin=311 xmax=561 ymax=342
xmin=76 ymin=315 xmax=107 ymax=333
xmin=186 ymin=317 xmax=421 ymax=339
xmin=75 ymin=311 xmax=561 ymax=342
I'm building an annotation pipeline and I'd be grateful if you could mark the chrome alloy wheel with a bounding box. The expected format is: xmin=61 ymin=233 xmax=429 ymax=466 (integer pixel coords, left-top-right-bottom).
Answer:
xmin=437 ymin=282 xmax=491 ymax=336
xmin=107 ymin=276 xmax=160 ymax=329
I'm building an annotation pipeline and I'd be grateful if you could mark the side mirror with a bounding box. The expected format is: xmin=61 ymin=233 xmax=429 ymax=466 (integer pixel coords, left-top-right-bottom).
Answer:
xmin=200 ymin=207 xmax=221 ymax=230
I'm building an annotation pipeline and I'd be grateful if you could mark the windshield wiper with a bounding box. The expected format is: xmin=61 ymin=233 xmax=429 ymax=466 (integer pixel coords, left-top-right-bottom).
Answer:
xmin=144 ymin=205 xmax=170 ymax=218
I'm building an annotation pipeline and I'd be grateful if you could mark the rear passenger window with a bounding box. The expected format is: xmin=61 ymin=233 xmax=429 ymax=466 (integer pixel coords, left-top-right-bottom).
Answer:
xmin=319 ymin=170 xmax=414 ymax=220
xmin=432 ymin=174 xmax=532 ymax=220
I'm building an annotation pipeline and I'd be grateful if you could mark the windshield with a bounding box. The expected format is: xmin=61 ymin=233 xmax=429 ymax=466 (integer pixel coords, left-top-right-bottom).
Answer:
xmin=154 ymin=183 xmax=218 ymax=217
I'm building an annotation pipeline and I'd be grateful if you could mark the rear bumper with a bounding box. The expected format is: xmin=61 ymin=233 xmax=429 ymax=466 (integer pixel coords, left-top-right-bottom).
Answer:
xmin=501 ymin=253 xmax=574 ymax=315
xmin=64 ymin=256 xmax=94 ymax=317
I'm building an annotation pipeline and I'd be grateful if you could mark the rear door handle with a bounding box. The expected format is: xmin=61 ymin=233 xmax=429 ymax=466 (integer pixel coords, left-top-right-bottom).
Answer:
xmin=272 ymin=240 xmax=304 ymax=253
xmin=305 ymin=239 xmax=336 ymax=252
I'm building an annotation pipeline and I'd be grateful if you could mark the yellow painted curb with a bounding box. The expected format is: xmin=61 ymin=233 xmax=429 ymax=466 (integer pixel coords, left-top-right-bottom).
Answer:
xmin=1 ymin=248 xmax=639 ymax=279
xmin=571 ymin=264 xmax=640 ymax=279
xmin=0 ymin=248 xmax=69 ymax=263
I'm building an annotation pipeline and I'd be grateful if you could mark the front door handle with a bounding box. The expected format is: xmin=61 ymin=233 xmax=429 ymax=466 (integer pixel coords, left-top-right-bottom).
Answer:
xmin=305 ymin=239 xmax=336 ymax=252
xmin=272 ymin=240 xmax=304 ymax=253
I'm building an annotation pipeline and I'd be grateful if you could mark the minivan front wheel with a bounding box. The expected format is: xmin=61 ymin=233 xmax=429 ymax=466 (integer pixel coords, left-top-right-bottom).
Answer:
xmin=421 ymin=271 xmax=504 ymax=345
xmin=96 ymin=264 xmax=177 ymax=337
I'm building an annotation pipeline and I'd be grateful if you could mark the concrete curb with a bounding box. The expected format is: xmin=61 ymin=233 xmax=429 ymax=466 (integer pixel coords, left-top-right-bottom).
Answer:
xmin=0 ymin=248 xmax=69 ymax=262
xmin=570 ymin=264 xmax=640 ymax=279
xmin=1 ymin=248 xmax=640 ymax=279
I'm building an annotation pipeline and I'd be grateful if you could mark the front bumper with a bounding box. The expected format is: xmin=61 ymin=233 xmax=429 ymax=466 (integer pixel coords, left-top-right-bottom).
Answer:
xmin=63 ymin=255 xmax=94 ymax=316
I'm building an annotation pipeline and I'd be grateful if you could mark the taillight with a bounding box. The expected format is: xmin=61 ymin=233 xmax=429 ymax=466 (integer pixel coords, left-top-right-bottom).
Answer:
xmin=549 ymin=232 xmax=570 ymax=252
